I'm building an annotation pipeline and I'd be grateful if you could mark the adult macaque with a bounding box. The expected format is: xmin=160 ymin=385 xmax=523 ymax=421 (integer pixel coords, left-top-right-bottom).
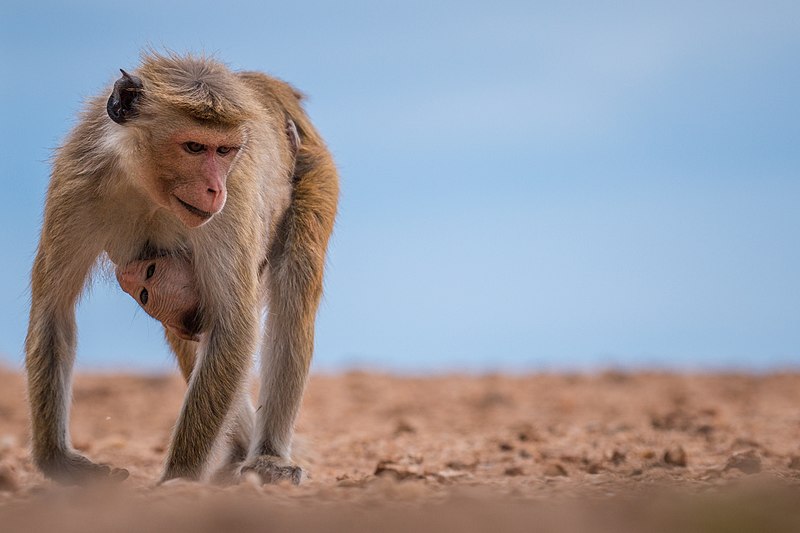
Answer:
xmin=115 ymin=117 xmax=301 ymax=343
xmin=25 ymin=52 xmax=338 ymax=485
xmin=114 ymin=117 xmax=301 ymax=341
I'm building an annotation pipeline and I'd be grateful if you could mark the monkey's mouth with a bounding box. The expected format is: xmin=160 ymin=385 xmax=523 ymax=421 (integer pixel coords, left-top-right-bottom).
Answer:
xmin=175 ymin=196 xmax=213 ymax=221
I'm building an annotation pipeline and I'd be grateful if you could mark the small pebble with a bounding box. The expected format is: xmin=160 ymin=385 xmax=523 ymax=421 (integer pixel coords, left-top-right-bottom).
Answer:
xmin=0 ymin=462 xmax=19 ymax=493
xmin=504 ymin=466 xmax=524 ymax=476
xmin=610 ymin=450 xmax=626 ymax=465
xmin=393 ymin=419 xmax=416 ymax=435
xmin=374 ymin=461 xmax=424 ymax=480
xmin=725 ymin=450 xmax=761 ymax=474
xmin=664 ymin=446 xmax=687 ymax=467
xmin=543 ymin=463 xmax=567 ymax=477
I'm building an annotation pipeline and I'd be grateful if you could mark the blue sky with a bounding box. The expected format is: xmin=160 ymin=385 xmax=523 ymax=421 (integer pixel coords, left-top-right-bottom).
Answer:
xmin=1 ymin=1 xmax=798 ymax=372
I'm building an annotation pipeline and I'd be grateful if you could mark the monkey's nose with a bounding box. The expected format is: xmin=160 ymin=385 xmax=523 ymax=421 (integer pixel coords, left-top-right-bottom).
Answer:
xmin=115 ymin=268 xmax=136 ymax=291
xmin=200 ymin=187 xmax=226 ymax=214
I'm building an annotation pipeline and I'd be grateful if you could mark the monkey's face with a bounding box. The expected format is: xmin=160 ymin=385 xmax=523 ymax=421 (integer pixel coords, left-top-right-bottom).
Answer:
xmin=145 ymin=125 xmax=244 ymax=228
xmin=115 ymin=256 xmax=204 ymax=341
xmin=106 ymin=69 xmax=248 ymax=228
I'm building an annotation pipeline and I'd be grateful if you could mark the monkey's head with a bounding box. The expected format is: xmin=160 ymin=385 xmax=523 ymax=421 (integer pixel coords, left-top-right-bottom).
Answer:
xmin=107 ymin=53 xmax=257 ymax=228
xmin=116 ymin=255 xmax=204 ymax=341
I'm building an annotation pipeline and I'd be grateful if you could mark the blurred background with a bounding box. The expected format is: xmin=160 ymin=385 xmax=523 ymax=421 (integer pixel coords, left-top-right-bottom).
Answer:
xmin=0 ymin=1 xmax=797 ymax=373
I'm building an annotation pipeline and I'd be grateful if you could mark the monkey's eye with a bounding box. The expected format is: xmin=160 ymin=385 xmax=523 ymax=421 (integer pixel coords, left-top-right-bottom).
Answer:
xmin=139 ymin=288 xmax=149 ymax=306
xmin=146 ymin=263 xmax=156 ymax=280
xmin=217 ymin=146 xmax=233 ymax=155
xmin=184 ymin=142 xmax=205 ymax=154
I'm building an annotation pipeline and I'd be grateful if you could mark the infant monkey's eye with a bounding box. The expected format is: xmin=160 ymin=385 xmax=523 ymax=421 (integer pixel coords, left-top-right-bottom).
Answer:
xmin=140 ymin=288 xmax=149 ymax=306
xmin=146 ymin=263 xmax=156 ymax=280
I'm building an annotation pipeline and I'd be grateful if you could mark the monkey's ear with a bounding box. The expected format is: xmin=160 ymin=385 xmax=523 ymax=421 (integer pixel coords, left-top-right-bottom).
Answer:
xmin=286 ymin=118 xmax=300 ymax=155
xmin=107 ymin=69 xmax=143 ymax=124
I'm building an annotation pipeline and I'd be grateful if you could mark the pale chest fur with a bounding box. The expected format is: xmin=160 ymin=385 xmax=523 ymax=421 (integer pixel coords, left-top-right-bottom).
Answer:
xmin=99 ymin=183 xmax=190 ymax=266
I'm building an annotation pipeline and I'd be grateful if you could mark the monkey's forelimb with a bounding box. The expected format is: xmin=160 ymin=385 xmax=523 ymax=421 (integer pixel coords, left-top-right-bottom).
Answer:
xmin=158 ymin=216 xmax=264 ymax=482
xmin=164 ymin=329 xmax=255 ymax=482
xmin=25 ymin=195 xmax=128 ymax=483
xmin=160 ymin=284 xmax=259 ymax=481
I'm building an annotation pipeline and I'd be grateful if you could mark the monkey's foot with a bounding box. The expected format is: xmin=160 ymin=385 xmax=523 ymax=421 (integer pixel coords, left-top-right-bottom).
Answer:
xmin=210 ymin=442 xmax=249 ymax=485
xmin=240 ymin=455 xmax=305 ymax=485
xmin=38 ymin=451 xmax=129 ymax=485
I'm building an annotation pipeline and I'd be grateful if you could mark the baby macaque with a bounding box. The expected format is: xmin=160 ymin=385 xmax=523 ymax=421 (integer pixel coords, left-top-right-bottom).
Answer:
xmin=115 ymin=255 xmax=203 ymax=341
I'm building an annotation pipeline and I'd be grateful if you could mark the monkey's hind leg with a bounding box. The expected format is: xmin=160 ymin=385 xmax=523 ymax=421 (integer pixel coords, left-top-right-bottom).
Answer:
xmin=164 ymin=329 xmax=255 ymax=483
xmin=243 ymin=147 xmax=338 ymax=485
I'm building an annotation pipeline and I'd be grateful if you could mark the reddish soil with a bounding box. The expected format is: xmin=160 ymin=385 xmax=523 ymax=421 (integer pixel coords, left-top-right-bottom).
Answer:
xmin=2 ymin=368 xmax=800 ymax=532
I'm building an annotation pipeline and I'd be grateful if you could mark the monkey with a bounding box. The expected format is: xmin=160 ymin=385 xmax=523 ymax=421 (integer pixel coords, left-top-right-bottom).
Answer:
xmin=113 ymin=117 xmax=301 ymax=342
xmin=25 ymin=51 xmax=339 ymax=485
xmin=116 ymin=253 xmax=204 ymax=341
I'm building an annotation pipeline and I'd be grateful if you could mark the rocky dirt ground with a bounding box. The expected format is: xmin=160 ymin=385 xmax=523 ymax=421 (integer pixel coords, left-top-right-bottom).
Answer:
xmin=2 ymin=368 xmax=800 ymax=532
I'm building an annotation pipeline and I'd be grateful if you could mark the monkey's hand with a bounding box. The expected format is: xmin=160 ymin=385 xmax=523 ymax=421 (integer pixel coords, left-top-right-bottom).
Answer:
xmin=240 ymin=455 xmax=305 ymax=485
xmin=38 ymin=450 xmax=129 ymax=485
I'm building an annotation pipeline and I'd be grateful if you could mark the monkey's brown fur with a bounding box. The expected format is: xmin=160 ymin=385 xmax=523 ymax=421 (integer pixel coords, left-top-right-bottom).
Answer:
xmin=25 ymin=51 xmax=338 ymax=484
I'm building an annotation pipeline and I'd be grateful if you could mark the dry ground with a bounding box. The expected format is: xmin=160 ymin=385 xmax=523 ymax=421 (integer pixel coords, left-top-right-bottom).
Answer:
xmin=2 ymin=368 xmax=800 ymax=532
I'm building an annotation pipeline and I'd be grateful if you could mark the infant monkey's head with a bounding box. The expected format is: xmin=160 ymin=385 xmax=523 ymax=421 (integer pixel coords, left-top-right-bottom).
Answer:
xmin=116 ymin=255 xmax=203 ymax=341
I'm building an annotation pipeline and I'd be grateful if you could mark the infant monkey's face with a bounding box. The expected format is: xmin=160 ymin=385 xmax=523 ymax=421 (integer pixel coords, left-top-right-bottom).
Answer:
xmin=116 ymin=255 xmax=204 ymax=341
